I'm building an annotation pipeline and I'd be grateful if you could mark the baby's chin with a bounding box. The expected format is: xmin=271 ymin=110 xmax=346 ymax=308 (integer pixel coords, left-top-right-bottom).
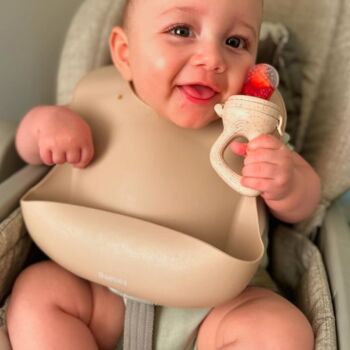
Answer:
xmin=167 ymin=113 xmax=219 ymax=130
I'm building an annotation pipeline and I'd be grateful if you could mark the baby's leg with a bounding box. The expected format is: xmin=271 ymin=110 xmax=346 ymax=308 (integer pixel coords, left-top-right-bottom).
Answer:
xmin=197 ymin=287 xmax=314 ymax=350
xmin=7 ymin=261 xmax=125 ymax=350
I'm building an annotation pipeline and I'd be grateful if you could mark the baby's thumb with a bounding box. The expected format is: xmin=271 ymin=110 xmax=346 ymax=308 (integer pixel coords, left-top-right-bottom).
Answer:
xmin=230 ymin=140 xmax=247 ymax=156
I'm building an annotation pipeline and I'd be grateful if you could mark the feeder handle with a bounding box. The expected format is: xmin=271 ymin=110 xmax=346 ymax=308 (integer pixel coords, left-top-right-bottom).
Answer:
xmin=210 ymin=126 xmax=261 ymax=197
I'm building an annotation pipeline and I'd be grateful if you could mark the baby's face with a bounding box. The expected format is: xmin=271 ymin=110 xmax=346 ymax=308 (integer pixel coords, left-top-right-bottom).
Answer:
xmin=112 ymin=0 xmax=262 ymax=129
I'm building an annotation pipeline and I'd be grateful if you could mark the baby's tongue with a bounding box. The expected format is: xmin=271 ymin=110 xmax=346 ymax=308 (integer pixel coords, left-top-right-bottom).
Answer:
xmin=182 ymin=85 xmax=216 ymax=99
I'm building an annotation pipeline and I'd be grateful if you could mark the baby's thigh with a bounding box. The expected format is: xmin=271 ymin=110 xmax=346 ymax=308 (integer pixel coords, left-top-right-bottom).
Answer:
xmin=197 ymin=287 xmax=314 ymax=350
xmin=8 ymin=261 xmax=97 ymax=320
xmin=7 ymin=261 xmax=124 ymax=347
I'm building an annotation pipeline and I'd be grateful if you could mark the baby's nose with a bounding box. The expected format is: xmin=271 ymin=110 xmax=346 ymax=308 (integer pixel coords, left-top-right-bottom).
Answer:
xmin=190 ymin=43 xmax=226 ymax=73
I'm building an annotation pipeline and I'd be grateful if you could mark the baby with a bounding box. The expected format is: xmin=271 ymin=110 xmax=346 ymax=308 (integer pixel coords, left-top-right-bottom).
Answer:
xmin=7 ymin=0 xmax=320 ymax=349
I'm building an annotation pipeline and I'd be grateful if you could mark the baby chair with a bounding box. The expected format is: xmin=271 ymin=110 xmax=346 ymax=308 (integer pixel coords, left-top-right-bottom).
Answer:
xmin=1 ymin=0 xmax=350 ymax=349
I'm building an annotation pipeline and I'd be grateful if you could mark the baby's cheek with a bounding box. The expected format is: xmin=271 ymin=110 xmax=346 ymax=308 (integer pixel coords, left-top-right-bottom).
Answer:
xmin=152 ymin=56 xmax=168 ymax=72
xmin=227 ymin=65 xmax=253 ymax=96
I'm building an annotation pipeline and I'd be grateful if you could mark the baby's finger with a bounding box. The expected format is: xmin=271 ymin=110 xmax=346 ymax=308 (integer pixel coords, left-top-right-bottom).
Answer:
xmin=242 ymin=173 xmax=292 ymax=201
xmin=52 ymin=151 xmax=67 ymax=164
xmin=241 ymin=177 xmax=284 ymax=199
xmin=230 ymin=140 xmax=247 ymax=156
xmin=66 ymin=149 xmax=81 ymax=164
xmin=241 ymin=177 xmax=273 ymax=193
xmin=248 ymin=134 xmax=284 ymax=151
xmin=39 ymin=148 xmax=54 ymax=166
xmin=244 ymin=148 xmax=286 ymax=165
xmin=242 ymin=162 xmax=278 ymax=179
xmin=74 ymin=147 xmax=94 ymax=168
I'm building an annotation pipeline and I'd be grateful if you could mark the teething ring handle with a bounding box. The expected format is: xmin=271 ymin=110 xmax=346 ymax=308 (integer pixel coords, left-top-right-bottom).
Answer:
xmin=210 ymin=129 xmax=260 ymax=197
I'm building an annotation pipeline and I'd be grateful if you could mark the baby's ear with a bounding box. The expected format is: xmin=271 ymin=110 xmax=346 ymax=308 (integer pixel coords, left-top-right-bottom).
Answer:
xmin=109 ymin=27 xmax=132 ymax=81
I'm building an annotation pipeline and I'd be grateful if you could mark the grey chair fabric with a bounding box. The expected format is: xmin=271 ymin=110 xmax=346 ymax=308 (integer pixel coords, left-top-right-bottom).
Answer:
xmin=319 ymin=200 xmax=350 ymax=350
xmin=0 ymin=120 xmax=24 ymax=183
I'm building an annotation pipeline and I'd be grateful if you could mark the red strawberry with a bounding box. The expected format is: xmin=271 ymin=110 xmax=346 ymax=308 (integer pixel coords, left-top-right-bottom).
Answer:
xmin=241 ymin=63 xmax=279 ymax=100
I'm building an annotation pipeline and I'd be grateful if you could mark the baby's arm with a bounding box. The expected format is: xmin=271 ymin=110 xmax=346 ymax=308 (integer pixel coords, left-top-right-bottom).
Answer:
xmin=16 ymin=105 xmax=94 ymax=168
xmin=231 ymin=135 xmax=321 ymax=223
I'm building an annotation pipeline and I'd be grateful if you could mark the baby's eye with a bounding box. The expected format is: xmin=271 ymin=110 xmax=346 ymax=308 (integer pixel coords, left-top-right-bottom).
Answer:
xmin=226 ymin=36 xmax=247 ymax=49
xmin=168 ymin=25 xmax=192 ymax=37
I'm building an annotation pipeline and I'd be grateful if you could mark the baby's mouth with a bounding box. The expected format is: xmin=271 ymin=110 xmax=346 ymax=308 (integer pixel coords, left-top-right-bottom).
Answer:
xmin=178 ymin=84 xmax=218 ymax=103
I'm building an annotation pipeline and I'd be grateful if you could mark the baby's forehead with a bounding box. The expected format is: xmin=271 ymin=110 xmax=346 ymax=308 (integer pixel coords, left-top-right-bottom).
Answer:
xmin=121 ymin=0 xmax=263 ymax=34
xmin=124 ymin=0 xmax=263 ymax=17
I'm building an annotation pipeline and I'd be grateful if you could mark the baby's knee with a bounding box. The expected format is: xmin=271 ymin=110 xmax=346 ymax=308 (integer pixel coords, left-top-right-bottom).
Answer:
xmin=7 ymin=261 xmax=90 ymax=321
xmin=198 ymin=287 xmax=314 ymax=350
xmin=9 ymin=261 xmax=55 ymax=301
xmin=244 ymin=303 xmax=314 ymax=350
xmin=7 ymin=261 xmax=57 ymax=324
xmin=224 ymin=289 xmax=313 ymax=350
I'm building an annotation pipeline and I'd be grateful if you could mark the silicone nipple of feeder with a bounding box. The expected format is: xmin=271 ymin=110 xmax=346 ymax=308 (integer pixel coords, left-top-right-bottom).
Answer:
xmin=241 ymin=63 xmax=279 ymax=100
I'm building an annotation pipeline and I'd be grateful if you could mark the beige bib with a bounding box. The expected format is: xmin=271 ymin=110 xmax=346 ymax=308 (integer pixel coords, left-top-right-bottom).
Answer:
xmin=21 ymin=66 xmax=285 ymax=307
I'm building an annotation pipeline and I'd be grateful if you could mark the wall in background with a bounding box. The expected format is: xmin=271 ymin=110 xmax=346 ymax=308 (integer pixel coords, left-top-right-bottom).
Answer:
xmin=0 ymin=0 xmax=84 ymax=121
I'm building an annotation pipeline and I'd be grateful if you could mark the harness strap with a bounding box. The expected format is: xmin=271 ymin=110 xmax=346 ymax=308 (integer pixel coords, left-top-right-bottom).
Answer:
xmin=123 ymin=299 xmax=154 ymax=350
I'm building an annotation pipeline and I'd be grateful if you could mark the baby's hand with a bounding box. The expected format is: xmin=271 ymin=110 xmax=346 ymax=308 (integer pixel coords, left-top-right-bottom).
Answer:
xmin=36 ymin=106 xmax=94 ymax=168
xmin=231 ymin=134 xmax=295 ymax=201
